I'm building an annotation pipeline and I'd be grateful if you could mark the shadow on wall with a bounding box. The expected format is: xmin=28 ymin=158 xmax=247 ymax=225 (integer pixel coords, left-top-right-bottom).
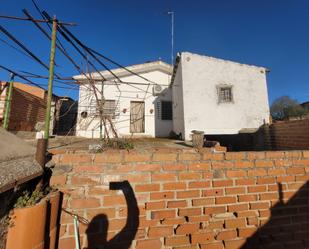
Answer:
xmin=86 ymin=181 xmax=139 ymax=249
xmin=242 ymin=181 xmax=309 ymax=249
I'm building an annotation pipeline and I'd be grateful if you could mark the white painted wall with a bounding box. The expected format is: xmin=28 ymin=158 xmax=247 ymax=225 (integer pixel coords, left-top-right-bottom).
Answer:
xmin=76 ymin=65 xmax=173 ymax=138
xmin=173 ymin=52 xmax=270 ymax=140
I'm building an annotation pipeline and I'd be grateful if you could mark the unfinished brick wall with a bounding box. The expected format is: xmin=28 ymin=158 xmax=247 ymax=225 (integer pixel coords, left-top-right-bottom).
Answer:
xmin=50 ymin=148 xmax=309 ymax=249
xmin=265 ymin=119 xmax=309 ymax=150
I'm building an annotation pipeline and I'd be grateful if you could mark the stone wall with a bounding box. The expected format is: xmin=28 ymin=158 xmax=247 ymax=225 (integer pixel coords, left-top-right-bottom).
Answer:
xmin=50 ymin=148 xmax=309 ymax=249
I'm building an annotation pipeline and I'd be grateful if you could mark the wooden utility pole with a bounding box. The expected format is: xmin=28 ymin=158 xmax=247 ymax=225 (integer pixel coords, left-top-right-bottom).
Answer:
xmin=2 ymin=73 xmax=15 ymax=130
xmin=44 ymin=16 xmax=57 ymax=140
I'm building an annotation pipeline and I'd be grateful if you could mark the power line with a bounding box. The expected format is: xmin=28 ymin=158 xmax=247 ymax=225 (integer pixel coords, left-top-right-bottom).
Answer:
xmin=0 ymin=24 xmax=62 ymax=79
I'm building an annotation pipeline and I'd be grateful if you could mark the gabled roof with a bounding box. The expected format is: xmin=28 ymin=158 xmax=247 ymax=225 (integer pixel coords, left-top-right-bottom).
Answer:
xmin=73 ymin=60 xmax=172 ymax=81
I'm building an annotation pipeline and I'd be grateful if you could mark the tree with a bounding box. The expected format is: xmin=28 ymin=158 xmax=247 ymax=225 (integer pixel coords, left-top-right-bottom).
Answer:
xmin=270 ymin=96 xmax=308 ymax=120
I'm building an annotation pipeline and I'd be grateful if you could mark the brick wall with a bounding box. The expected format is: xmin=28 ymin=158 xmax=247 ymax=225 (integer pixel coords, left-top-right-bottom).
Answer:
xmin=50 ymin=148 xmax=309 ymax=249
xmin=265 ymin=119 xmax=309 ymax=150
xmin=9 ymin=87 xmax=46 ymax=131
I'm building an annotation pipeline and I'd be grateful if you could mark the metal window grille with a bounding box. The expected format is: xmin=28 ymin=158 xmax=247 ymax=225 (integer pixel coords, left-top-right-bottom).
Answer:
xmin=219 ymin=87 xmax=232 ymax=103
xmin=161 ymin=101 xmax=173 ymax=120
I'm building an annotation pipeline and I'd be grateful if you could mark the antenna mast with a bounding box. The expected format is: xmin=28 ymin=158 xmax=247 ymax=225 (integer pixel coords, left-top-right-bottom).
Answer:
xmin=167 ymin=11 xmax=174 ymax=65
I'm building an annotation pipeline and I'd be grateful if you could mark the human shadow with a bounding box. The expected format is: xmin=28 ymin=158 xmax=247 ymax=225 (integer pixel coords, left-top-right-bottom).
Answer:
xmin=86 ymin=181 xmax=139 ymax=249
xmin=242 ymin=181 xmax=309 ymax=248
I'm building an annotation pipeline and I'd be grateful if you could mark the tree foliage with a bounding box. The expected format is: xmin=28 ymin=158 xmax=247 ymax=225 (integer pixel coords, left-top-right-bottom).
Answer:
xmin=270 ymin=96 xmax=308 ymax=120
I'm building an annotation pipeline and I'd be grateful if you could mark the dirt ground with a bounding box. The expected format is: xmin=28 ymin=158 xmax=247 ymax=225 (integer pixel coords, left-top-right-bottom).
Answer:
xmin=23 ymin=135 xmax=193 ymax=151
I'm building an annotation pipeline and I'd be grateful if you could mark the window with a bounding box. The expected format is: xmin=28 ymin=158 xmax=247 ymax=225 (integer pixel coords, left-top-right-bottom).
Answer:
xmin=90 ymin=99 xmax=116 ymax=118
xmin=218 ymin=87 xmax=233 ymax=103
xmin=161 ymin=101 xmax=172 ymax=120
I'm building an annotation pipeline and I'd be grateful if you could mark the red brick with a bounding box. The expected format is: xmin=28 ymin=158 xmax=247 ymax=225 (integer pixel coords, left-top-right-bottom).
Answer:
xmin=268 ymin=168 xmax=286 ymax=176
xmin=179 ymin=153 xmax=201 ymax=161
xmin=237 ymin=210 xmax=257 ymax=218
xmin=125 ymin=174 xmax=150 ymax=183
xmin=71 ymin=175 xmax=100 ymax=185
xmin=135 ymin=183 xmax=160 ymax=192
xmin=226 ymin=170 xmax=247 ymax=178
xmin=248 ymin=185 xmax=267 ymax=193
xmin=225 ymin=187 xmax=246 ymax=195
xmin=238 ymin=194 xmax=258 ymax=202
xmin=234 ymin=161 xmax=254 ymax=168
xmin=175 ymin=223 xmax=199 ymax=235
xmin=94 ymin=153 xmax=122 ymax=163
xmin=192 ymin=198 xmax=215 ymax=206
xmin=145 ymin=201 xmax=165 ymax=210
xmin=224 ymin=239 xmax=246 ymax=249
xmin=58 ymin=237 xmax=75 ymax=249
xmin=71 ymin=198 xmax=100 ymax=209
xmin=255 ymin=160 xmax=274 ymax=167
xmin=177 ymin=190 xmax=200 ymax=199
xmin=236 ymin=179 xmax=256 ymax=186
xmin=179 ymin=172 xmax=201 ymax=180
xmin=204 ymin=206 xmax=226 ymax=215
xmin=153 ymin=153 xmax=177 ymax=161
xmin=161 ymin=217 xmax=186 ymax=225
xmin=216 ymin=230 xmax=237 ymax=240
xmin=287 ymin=167 xmax=305 ymax=175
xmin=228 ymin=204 xmax=248 ymax=212
xmin=200 ymin=242 xmax=224 ymax=249
xmin=247 ymin=152 xmax=265 ymax=160
xmin=124 ymin=152 xmax=151 ymax=162
xmin=215 ymin=196 xmax=236 ymax=205
xmin=188 ymin=181 xmax=211 ymax=189
xmin=212 ymin=161 xmax=234 ymax=169
xmin=178 ymin=208 xmax=202 ymax=216
xmin=250 ymin=202 xmax=270 ymax=210
xmin=150 ymin=191 xmax=174 ymax=200
xmin=50 ymin=175 xmax=66 ymax=185
xmin=225 ymin=152 xmax=246 ymax=160
xmin=188 ymin=163 xmax=210 ymax=171
xmin=208 ymin=221 xmax=224 ymax=229
xmin=148 ymin=226 xmax=173 ymax=238
xmin=238 ymin=227 xmax=257 ymax=238
xmin=165 ymin=235 xmax=190 ymax=246
xmin=104 ymin=195 xmax=126 ymax=206
xmin=87 ymin=208 xmax=115 ymax=219
xmin=136 ymin=239 xmax=161 ymax=249
xmin=151 ymin=173 xmax=176 ymax=181
xmin=265 ymin=151 xmax=285 ymax=158
xmin=259 ymin=192 xmax=279 ymax=200
xmin=163 ymin=182 xmax=186 ymax=190
xmin=191 ymin=232 xmax=214 ymax=243
xmin=167 ymin=200 xmax=187 ymax=208
xmin=74 ymin=165 xmax=104 ymax=173
xmin=135 ymin=164 xmax=161 ymax=172
xmin=248 ymin=169 xmax=267 ymax=177
xmin=151 ymin=210 xmax=176 ymax=219
xmin=213 ymin=179 xmax=233 ymax=187
xmin=225 ymin=218 xmax=246 ymax=229
xmin=163 ymin=164 xmax=187 ymax=171
xmin=257 ymin=177 xmax=275 ymax=184
xmin=203 ymin=189 xmax=224 ymax=197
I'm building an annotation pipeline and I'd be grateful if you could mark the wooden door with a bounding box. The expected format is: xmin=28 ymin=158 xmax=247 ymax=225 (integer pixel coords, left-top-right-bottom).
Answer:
xmin=130 ymin=101 xmax=145 ymax=133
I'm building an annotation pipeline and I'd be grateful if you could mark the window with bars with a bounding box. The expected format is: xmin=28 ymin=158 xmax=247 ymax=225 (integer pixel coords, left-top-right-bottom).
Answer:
xmin=161 ymin=101 xmax=173 ymax=120
xmin=90 ymin=99 xmax=116 ymax=118
xmin=218 ymin=87 xmax=233 ymax=103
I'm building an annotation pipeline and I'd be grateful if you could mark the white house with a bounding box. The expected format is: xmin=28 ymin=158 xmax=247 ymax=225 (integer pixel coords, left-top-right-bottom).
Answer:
xmin=172 ymin=52 xmax=270 ymax=140
xmin=74 ymin=61 xmax=173 ymax=138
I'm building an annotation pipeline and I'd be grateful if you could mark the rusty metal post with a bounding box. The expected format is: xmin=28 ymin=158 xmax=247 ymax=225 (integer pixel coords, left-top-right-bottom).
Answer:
xmin=35 ymin=138 xmax=48 ymax=169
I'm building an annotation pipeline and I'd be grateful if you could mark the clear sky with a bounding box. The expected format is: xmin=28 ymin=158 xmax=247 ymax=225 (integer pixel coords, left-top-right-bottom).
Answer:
xmin=1 ymin=0 xmax=308 ymax=104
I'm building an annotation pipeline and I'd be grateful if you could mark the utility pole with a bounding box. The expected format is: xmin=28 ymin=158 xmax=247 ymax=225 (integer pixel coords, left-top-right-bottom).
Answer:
xmin=167 ymin=11 xmax=174 ymax=65
xmin=44 ymin=16 xmax=57 ymax=140
xmin=2 ymin=73 xmax=15 ymax=130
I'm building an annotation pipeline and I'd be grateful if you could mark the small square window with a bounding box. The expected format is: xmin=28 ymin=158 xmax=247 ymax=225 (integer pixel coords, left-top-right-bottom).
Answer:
xmin=90 ymin=99 xmax=116 ymax=118
xmin=218 ymin=87 xmax=233 ymax=103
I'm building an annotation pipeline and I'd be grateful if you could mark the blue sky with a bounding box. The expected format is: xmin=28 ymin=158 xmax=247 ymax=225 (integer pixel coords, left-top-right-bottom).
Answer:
xmin=1 ymin=0 xmax=308 ymax=104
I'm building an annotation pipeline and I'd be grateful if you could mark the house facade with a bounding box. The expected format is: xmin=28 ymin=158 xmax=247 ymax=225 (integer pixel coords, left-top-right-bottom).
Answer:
xmin=172 ymin=52 xmax=270 ymax=140
xmin=74 ymin=61 xmax=173 ymax=138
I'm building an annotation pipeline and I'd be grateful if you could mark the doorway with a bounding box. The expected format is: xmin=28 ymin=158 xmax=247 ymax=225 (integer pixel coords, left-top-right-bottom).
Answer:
xmin=130 ymin=101 xmax=145 ymax=133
